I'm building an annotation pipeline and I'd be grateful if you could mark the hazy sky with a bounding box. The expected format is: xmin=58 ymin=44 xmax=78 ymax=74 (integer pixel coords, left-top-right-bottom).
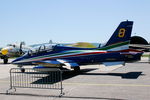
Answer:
xmin=0 ymin=0 xmax=150 ymax=47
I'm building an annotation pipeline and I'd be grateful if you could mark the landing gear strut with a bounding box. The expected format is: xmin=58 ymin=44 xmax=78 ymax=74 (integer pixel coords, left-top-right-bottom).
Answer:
xmin=18 ymin=65 xmax=25 ymax=73
xmin=2 ymin=55 xmax=8 ymax=64
xmin=4 ymin=58 xmax=8 ymax=64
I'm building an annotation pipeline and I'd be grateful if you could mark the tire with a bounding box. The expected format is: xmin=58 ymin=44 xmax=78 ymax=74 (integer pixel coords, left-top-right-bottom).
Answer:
xmin=21 ymin=68 xmax=25 ymax=73
xmin=73 ymin=66 xmax=80 ymax=72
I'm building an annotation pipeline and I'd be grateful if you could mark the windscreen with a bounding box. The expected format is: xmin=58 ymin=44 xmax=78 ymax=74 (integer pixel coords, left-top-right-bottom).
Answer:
xmin=28 ymin=44 xmax=56 ymax=55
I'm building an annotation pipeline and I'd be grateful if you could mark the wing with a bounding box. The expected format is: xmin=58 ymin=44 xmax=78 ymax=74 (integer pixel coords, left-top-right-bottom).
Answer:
xmin=33 ymin=59 xmax=79 ymax=68
xmin=57 ymin=59 xmax=79 ymax=67
xmin=33 ymin=60 xmax=62 ymax=67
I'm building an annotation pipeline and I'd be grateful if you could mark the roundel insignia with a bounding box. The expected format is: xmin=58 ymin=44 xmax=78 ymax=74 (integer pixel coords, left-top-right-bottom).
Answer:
xmin=118 ymin=28 xmax=126 ymax=38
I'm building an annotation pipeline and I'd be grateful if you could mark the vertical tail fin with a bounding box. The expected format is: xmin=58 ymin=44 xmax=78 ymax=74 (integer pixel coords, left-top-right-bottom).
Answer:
xmin=102 ymin=21 xmax=133 ymax=51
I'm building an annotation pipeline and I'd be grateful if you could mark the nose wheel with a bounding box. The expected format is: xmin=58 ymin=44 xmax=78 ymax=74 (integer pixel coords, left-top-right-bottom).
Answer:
xmin=21 ymin=68 xmax=25 ymax=73
xmin=18 ymin=65 xmax=25 ymax=73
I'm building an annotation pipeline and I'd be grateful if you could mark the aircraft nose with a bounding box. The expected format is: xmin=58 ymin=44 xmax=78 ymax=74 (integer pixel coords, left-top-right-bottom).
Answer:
xmin=12 ymin=57 xmax=22 ymax=64
xmin=1 ymin=48 xmax=8 ymax=55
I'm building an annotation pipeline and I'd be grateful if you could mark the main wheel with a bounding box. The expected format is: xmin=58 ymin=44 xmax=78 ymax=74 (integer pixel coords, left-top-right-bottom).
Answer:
xmin=73 ymin=66 xmax=80 ymax=72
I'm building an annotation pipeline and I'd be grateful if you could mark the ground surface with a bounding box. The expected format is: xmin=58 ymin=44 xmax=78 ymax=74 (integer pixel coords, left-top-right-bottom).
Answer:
xmin=0 ymin=58 xmax=150 ymax=100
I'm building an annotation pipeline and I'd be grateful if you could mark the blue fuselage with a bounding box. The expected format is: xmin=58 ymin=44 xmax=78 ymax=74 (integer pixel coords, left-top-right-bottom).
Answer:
xmin=12 ymin=45 xmax=143 ymax=66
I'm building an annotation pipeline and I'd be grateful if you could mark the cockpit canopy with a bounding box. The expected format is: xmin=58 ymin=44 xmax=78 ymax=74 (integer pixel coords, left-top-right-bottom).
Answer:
xmin=27 ymin=44 xmax=57 ymax=55
xmin=7 ymin=44 xmax=16 ymax=48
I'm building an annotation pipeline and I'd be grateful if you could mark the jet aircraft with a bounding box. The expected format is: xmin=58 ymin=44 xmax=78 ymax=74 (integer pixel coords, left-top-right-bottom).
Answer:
xmin=12 ymin=21 xmax=143 ymax=72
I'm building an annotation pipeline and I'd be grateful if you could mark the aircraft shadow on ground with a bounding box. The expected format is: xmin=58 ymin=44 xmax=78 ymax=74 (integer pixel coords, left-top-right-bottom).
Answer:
xmin=31 ymin=68 xmax=144 ymax=85
xmin=31 ymin=68 xmax=97 ymax=84
xmin=81 ymin=71 xmax=144 ymax=79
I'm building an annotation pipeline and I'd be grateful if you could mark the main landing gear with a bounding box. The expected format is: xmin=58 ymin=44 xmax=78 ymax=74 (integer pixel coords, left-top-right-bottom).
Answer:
xmin=59 ymin=66 xmax=80 ymax=73
xmin=3 ymin=57 xmax=8 ymax=64
xmin=1 ymin=55 xmax=8 ymax=64
xmin=73 ymin=66 xmax=80 ymax=72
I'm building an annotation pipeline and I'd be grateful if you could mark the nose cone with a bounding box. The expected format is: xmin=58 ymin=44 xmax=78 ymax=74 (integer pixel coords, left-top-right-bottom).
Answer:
xmin=1 ymin=48 xmax=8 ymax=55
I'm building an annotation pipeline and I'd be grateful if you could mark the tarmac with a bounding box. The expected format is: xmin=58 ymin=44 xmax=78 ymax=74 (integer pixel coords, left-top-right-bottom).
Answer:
xmin=0 ymin=57 xmax=150 ymax=100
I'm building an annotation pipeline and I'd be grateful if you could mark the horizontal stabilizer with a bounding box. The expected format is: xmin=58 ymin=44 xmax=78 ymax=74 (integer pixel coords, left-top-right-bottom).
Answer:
xmin=99 ymin=61 xmax=125 ymax=71
xmin=103 ymin=61 xmax=125 ymax=66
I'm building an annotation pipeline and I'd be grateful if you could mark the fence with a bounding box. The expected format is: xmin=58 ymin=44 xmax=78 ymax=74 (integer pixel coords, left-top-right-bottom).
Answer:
xmin=6 ymin=68 xmax=64 ymax=96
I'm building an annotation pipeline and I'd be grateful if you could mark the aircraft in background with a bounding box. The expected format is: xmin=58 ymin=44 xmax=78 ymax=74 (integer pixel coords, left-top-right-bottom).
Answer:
xmin=0 ymin=42 xmax=33 ymax=64
xmin=0 ymin=41 xmax=59 ymax=64
xmin=12 ymin=21 xmax=143 ymax=72
xmin=129 ymin=44 xmax=150 ymax=50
